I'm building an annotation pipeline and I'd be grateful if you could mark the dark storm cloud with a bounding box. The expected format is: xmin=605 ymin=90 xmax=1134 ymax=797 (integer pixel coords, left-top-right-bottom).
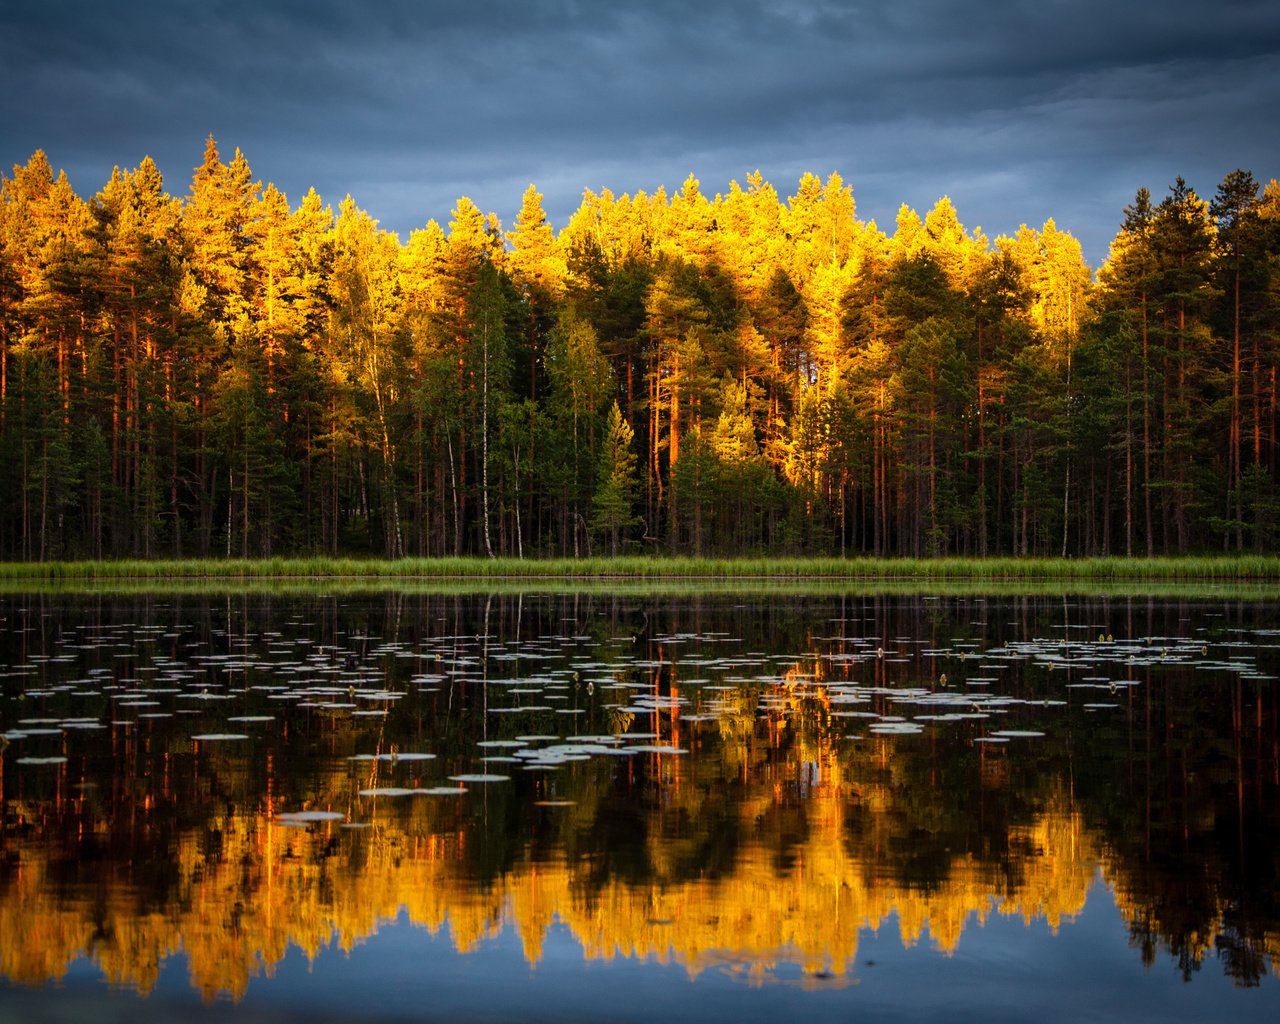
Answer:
xmin=3 ymin=0 xmax=1278 ymax=265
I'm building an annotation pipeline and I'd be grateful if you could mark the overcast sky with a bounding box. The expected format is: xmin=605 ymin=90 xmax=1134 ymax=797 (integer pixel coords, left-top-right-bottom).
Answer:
xmin=3 ymin=0 xmax=1278 ymax=267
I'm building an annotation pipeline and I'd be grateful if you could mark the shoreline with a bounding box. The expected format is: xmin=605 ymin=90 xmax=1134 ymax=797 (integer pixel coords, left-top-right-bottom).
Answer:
xmin=1 ymin=554 xmax=1277 ymax=584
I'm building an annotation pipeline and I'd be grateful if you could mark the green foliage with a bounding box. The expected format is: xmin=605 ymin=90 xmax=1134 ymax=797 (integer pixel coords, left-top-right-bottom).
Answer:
xmin=591 ymin=402 xmax=641 ymax=555
xmin=2 ymin=144 xmax=1279 ymax=560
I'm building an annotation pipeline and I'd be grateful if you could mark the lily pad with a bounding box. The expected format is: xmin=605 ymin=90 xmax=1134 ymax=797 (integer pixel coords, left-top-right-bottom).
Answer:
xmin=276 ymin=810 xmax=345 ymax=823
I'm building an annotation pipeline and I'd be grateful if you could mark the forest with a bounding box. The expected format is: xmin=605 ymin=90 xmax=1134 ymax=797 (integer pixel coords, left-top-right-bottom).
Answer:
xmin=1 ymin=137 xmax=1278 ymax=560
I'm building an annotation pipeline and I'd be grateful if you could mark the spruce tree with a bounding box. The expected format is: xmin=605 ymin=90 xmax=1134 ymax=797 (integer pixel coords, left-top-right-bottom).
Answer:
xmin=591 ymin=401 xmax=640 ymax=556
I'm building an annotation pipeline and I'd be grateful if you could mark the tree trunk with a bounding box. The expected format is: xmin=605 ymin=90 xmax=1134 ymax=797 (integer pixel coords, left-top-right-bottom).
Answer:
xmin=1141 ymin=287 xmax=1154 ymax=556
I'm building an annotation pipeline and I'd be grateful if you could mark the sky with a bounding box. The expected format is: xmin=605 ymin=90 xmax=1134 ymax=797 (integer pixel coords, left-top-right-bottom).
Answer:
xmin=3 ymin=0 xmax=1278 ymax=267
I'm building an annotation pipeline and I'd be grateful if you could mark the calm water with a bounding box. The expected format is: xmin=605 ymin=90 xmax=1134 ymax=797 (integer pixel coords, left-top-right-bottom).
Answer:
xmin=1 ymin=588 xmax=1278 ymax=1023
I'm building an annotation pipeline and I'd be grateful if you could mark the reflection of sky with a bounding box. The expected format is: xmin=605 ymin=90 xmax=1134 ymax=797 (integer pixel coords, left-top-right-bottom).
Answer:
xmin=17 ymin=880 xmax=1277 ymax=1024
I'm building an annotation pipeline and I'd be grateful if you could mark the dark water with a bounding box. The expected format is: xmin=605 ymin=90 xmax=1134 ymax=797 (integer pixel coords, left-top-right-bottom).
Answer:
xmin=1 ymin=588 xmax=1278 ymax=1023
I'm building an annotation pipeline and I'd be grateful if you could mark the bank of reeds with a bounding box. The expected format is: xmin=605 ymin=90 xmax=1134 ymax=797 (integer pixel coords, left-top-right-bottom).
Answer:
xmin=1 ymin=555 xmax=1277 ymax=582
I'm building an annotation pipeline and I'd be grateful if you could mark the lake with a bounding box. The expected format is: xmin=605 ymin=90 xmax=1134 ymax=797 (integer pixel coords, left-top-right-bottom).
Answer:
xmin=1 ymin=586 xmax=1277 ymax=1023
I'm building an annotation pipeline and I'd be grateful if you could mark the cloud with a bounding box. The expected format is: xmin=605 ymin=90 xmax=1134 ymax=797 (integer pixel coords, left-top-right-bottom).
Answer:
xmin=4 ymin=0 xmax=1278 ymax=265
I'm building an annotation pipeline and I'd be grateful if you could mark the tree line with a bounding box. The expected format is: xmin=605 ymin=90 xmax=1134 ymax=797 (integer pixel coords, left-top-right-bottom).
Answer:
xmin=2 ymin=138 xmax=1278 ymax=560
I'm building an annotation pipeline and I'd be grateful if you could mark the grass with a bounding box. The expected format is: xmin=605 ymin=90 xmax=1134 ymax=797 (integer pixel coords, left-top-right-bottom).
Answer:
xmin=0 ymin=554 xmax=1278 ymax=582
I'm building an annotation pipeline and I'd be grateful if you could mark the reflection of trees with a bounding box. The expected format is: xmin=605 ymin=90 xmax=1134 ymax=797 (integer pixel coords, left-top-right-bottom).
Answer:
xmin=0 ymin=590 xmax=1277 ymax=997
xmin=1071 ymin=670 xmax=1280 ymax=986
xmin=0 ymin=754 xmax=1098 ymax=999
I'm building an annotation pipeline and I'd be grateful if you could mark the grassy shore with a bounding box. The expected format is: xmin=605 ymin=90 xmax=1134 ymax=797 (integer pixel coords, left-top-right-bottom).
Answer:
xmin=0 ymin=554 xmax=1277 ymax=581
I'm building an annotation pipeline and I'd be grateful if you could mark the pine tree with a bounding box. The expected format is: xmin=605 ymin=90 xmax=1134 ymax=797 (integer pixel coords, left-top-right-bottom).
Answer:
xmin=1098 ymin=188 xmax=1158 ymax=554
xmin=1211 ymin=169 xmax=1262 ymax=548
xmin=1150 ymin=178 xmax=1217 ymax=552
xmin=543 ymin=316 xmax=611 ymax=554
xmin=329 ymin=196 xmax=406 ymax=556
xmin=662 ymin=174 xmax=718 ymax=267
xmin=591 ymin=401 xmax=640 ymax=556
xmin=506 ymin=184 xmax=565 ymax=303
xmin=717 ymin=171 xmax=784 ymax=305
xmin=467 ymin=260 xmax=516 ymax=557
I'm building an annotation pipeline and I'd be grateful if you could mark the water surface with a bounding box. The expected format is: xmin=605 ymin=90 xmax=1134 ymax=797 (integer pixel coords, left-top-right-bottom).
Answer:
xmin=1 ymin=589 xmax=1277 ymax=1022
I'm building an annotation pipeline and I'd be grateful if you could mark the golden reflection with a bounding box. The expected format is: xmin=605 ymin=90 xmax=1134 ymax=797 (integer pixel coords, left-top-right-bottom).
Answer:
xmin=3 ymin=634 xmax=1278 ymax=1001
xmin=0 ymin=758 xmax=1106 ymax=1001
